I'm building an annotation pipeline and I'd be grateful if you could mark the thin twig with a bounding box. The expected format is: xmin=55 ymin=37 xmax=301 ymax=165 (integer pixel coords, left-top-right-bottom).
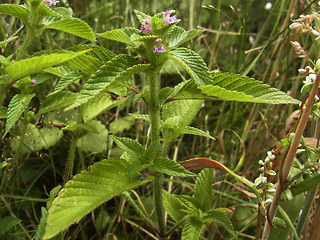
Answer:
xmin=262 ymin=68 xmax=320 ymax=239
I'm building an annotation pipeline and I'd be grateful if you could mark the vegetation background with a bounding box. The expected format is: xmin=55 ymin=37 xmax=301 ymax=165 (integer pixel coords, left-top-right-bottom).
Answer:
xmin=1 ymin=0 xmax=318 ymax=239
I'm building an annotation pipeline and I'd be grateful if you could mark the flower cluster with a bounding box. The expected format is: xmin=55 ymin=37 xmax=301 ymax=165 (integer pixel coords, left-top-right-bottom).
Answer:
xmin=43 ymin=0 xmax=59 ymax=6
xmin=298 ymin=65 xmax=317 ymax=85
xmin=290 ymin=41 xmax=307 ymax=58
xmin=254 ymin=151 xmax=276 ymax=204
xmin=152 ymin=38 xmax=165 ymax=53
xmin=163 ymin=10 xmax=181 ymax=24
xmin=289 ymin=13 xmax=320 ymax=40
xmin=140 ymin=19 xmax=152 ymax=34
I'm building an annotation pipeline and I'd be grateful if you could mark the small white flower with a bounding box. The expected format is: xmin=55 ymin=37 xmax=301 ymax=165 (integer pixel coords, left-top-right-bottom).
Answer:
xmin=264 ymin=2 xmax=272 ymax=10
xmin=265 ymin=198 xmax=273 ymax=204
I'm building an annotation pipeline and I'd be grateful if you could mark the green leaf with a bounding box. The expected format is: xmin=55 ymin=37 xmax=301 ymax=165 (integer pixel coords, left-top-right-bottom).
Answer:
xmin=167 ymin=26 xmax=203 ymax=47
xmin=112 ymin=136 xmax=145 ymax=157
xmin=164 ymin=125 xmax=215 ymax=140
xmin=194 ymin=168 xmax=213 ymax=211
xmin=0 ymin=36 xmax=18 ymax=48
xmin=0 ymin=106 xmax=7 ymax=118
xmin=43 ymin=158 xmax=153 ymax=239
xmin=0 ymin=4 xmax=28 ymax=21
xmin=34 ymin=207 xmax=48 ymax=240
xmin=153 ymin=157 xmax=195 ymax=177
xmin=168 ymin=48 xmax=212 ymax=85
xmin=181 ymin=217 xmax=204 ymax=240
xmin=43 ymin=18 xmax=96 ymax=41
xmin=99 ymin=27 xmax=140 ymax=44
xmin=69 ymin=44 xmax=115 ymax=62
xmin=162 ymin=99 xmax=204 ymax=142
xmin=109 ymin=115 xmax=135 ymax=134
xmin=53 ymin=67 xmax=81 ymax=92
xmin=66 ymin=55 xmax=149 ymax=109
xmin=199 ymin=72 xmax=300 ymax=104
xmin=6 ymin=49 xmax=91 ymax=80
xmin=4 ymin=94 xmax=35 ymax=138
xmin=82 ymin=93 xmax=127 ymax=123
xmin=0 ymin=216 xmax=21 ymax=235
xmin=163 ymin=190 xmax=185 ymax=222
xmin=205 ymin=208 xmax=237 ymax=239
xmin=134 ymin=10 xmax=150 ymax=23
xmin=291 ymin=174 xmax=320 ymax=196
xmin=39 ymin=91 xmax=77 ymax=115
xmin=76 ymin=120 xmax=108 ymax=153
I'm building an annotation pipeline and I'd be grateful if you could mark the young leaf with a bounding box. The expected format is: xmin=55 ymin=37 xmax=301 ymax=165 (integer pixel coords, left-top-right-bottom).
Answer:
xmin=153 ymin=157 xmax=196 ymax=177
xmin=198 ymin=72 xmax=300 ymax=104
xmin=39 ymin=91 xmax=77 ymax=115
xmin=134 ymin=10 xmax=151 ymax=23
xmin=99 ymin=28 xmax=141 ymax=44
xmin=112 ymin=136 xmax=145 ymax=157
xmin=43 ymin=158 xmax=153 ymax=239
xmin=6 ymin=49 xmax=91 ymax=80
xmin=4 ymin=94 xmax=35 ymax=138
xmin=66 ymin=55 xmax=150 ymax=109
xmin=168 ymin=48 xmax=212 ymax=85
xmin=162 ymin=190 xmax=185 ymax=222
xmin=0 ymin=4 xmax=28 ymax=21
xmin=43 ymin=18 xmax=96 ymax=41
xmin=82 ymin=93 xmax=127 ymax=123
xmin=194 ymin=168 xmax=213 ymax=211
xmin=181 ymin=217 xmax=204 ymax=240
xmin=167 ymin=26 xmax=203 ymax=47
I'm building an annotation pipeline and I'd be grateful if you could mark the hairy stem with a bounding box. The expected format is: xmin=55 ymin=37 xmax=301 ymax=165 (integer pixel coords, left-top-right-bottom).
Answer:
xmin=16 ymin=27 xmax=34 ymax=60
xmin=262 ymin=69 xmax=320 ymax=239
xmin=147 ymin=70 xmax=166 ymax=239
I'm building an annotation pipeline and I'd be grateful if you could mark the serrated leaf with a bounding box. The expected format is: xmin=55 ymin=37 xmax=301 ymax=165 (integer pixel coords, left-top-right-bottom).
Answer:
xmin=0 ymin=4 xmax=28 ymax=21
xmin=194 ymin=168 xmax=213 ymax=211
xmin=167 ymin=26 xmax=203 ymax=47
xmin=69 ymin=44 xmax=115 ymax=62
xmin=82 ymin=93 xmax=127 ymax=123
xmin=43 ymin=158 xmax=153 ymax=239
xmin=164 ymin=125 xmax=215 ymax=140
xmin=76 ymin=120 xmax=108 ymax=153
xmin=35 ymin=207 xmax=48 ymax=240
xmin=198 ymin=72 xmax=300 ymax=104
xmin=0 ymin=216 xmax=21 ymax=235
xmin=181 ymin=217 xmax=204 ymax=240
xmin=204 ymin=208 xmax=237 ymax=239
xmin=162 ymin=99 xmax=203 ymax=142
xmin=38 ymin=3 xmax=62 ymax=17
xmin=163 ymin=190 xmax=185 ymax=222
xmin=6 ymin=49 xmax=91 ymax=80
xmin=4 ymin=94 xmax=35 ymax=138
xmin=43 ymin=18 xmax=96 ymax=41
xmin=112 ymin=136 xmax=145 ymax=157
xmin=66 ymin=55 xmax=149 ymax=109
xmin=168 ymin=48 xmax=212 ymax=85
xmin=134 ymin=10 xmax=151 ymax=23
xmin=99 ymin=27 xmax=140 ymax=44
xmin=39 ymin=91 xmax=77 ymax=115
xmin=153 ymin=157 xmax=195 ymax=177
xmin=53 ymin=67 xmax=81 ymax=92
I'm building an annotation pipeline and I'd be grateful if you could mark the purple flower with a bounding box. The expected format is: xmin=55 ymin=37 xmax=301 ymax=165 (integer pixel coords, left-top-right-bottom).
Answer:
xmin=163 ymin=10 xmax=181 ymax=24
xmin=152 ymin=38 xmax=165 ymax=53
xmin=140 ymin=19 xmax=152 ymax=34
xmin=43 ymin=0 xmax=59 ymax=6
xmin=31 ymin=79 xmax=37 ymax=84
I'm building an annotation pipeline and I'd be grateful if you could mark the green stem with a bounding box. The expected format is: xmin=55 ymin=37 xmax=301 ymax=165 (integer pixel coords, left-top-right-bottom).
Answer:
xmin=16 ymin=27 xmax=34 ymax=60
xmin=147 ymin=70 xmax=166 ymax=239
